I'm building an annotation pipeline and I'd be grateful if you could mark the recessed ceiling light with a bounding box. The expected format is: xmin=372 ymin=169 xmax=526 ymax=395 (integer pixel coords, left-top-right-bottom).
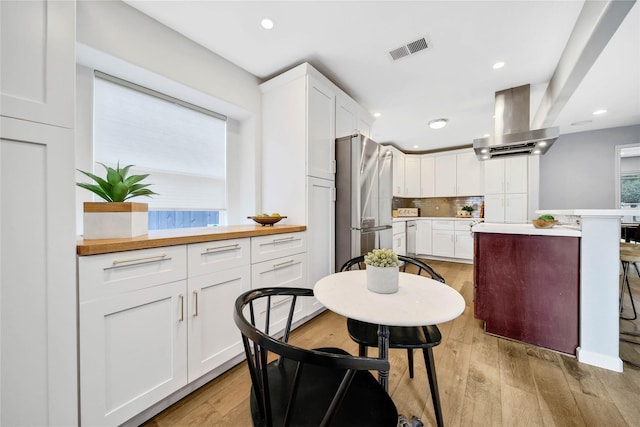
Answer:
xmin=373 ymin=112 xmax=381 ymax=118
xmin=428 ymin=118 xmax=448 ymax=129
xmin=413 ymin=145 xmax=419 ymax=149
xmin=538 ymin=141 xmax=547 ymax=147
xmin=261 ymin=18 xmax=274 ymax=30
xmin=593 ymin=109 xmax=607 ymax=115
xmin=492 ymin=61 xmax=505 ymax=70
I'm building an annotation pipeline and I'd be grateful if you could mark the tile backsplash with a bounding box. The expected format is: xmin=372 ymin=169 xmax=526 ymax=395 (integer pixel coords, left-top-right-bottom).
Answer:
xmin=393 ymin=196 xmax=484 ymax=218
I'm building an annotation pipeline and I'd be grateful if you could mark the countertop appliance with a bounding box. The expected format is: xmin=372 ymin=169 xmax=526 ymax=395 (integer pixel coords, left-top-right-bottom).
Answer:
xmin=335 ymin=133 xmax=393 ymax=270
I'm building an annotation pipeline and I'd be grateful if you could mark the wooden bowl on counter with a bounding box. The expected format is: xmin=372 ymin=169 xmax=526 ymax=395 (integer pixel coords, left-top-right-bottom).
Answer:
xmin=248 ymin=216 xmax=287 ymax=226
xmin=532 ymin=219 xmax=559 ymax=229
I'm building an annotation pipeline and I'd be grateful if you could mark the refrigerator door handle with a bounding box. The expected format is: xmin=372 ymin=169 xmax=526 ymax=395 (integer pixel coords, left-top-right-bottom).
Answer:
xmin=356 ymin=225 xmax=393 ymax=232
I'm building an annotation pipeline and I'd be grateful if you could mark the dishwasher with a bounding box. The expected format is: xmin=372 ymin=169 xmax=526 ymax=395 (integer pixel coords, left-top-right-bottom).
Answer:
xmin=406 ymin=220 xmax=417 ymax=257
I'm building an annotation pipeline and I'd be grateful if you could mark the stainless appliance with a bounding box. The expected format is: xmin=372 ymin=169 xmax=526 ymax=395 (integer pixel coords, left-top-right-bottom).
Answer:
xmin=406 ymin=220 xmax=417 ymax=257
xmin=335 ymin=133 xmax=393 ymax=270
xmin=473 ymin=84 xmax=559 ymax=160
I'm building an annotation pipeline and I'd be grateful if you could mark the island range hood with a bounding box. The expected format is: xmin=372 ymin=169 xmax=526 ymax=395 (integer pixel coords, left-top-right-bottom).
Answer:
xmin=473 ymin=84 xmax=559 ymax=160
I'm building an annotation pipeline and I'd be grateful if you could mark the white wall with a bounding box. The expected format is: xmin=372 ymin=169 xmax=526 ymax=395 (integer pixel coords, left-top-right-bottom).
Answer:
xmin=75 ymin=0 xmax=262 ymax=230
xmin=539 ymin=125 xmax=640 ymax=209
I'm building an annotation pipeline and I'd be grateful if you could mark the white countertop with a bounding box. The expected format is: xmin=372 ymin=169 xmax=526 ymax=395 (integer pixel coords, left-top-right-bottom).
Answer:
xmin=472 ymin=222 xmax=581 ymax=237
xmin=537 ymin=209 xmax=640 ymax=217
xmin=393 ymin=216 xmax=480 ymax=222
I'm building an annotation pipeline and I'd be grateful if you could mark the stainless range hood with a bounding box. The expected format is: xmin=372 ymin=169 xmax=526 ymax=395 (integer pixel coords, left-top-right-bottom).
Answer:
xmin=473 ymin=84 xmax=559 ymax=160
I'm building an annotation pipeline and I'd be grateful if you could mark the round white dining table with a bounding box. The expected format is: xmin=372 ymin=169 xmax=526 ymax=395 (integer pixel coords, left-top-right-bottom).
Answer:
xmin=314 ymin=269 xmax=465 ymax=391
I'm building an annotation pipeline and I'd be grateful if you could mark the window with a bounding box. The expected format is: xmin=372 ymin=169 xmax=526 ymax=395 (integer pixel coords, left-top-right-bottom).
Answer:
xmin=93 ymin=72 xmax=227 ymax=229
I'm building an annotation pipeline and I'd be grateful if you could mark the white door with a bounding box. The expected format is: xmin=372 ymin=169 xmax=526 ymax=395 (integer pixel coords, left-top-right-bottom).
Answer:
xmin=393 ymin=150 xmax=406 ymax=196
xmin=404 ymin=156 xmax=421 ymax=197
xmin=416 ymin=220 xmax=433 ymax=256
xmin=80 ymin=281 xmax=188 ymax=427
xmin=420 ymin=156 xmax=436 ymax=197
xmin=505 ymin=157 xmax=528 ymax=193
xmin=435 ymin=154 xmax=457 ymax=196
xmin=432 ymin=230 xmax=455 ymax=257
xmin=335 ymin=95 xmax=357 ymax=138
xmin=483 ymin=159 xmax=505 ymax=194
xmin=456 ymin=151 xmax=483 ymax=196
xmin=484 ymin=194 xmax=505 ymax=223
xmin=307 ymin=76 xmax=336 ymax=180
xmin=187 ymin=266 xmax=251 ymax=382
xmin=454 ymin=230 xmax=474 ymax=260
xmin=505 ymin=193 xmax=528 ymax=223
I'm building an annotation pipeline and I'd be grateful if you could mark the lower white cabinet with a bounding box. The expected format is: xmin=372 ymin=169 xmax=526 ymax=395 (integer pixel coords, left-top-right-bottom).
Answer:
xmin=416 ymin=219 xmax=473 ymax=261
xmin=432 ymin=230 xmax=455 ymax=258
xmin=79 ymin=281 xmax=189 ymax=427
xmin=454 ymin=220 xmax=474 ymax=259
xmin=484 ymin=193 xmax=528 ymax=223
xmin=416 ymin=220 xmax=432 ymax=256
xmin=393 ymin=221 xmax=407 ymax=256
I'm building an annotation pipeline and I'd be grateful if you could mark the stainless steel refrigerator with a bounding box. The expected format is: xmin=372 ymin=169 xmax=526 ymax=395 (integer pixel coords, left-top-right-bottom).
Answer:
xmin=335 ymin=133 xmax=393 ymax=270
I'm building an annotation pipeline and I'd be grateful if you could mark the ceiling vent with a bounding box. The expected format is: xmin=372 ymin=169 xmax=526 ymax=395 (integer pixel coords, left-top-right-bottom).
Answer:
xmin=388 ymin=37 xmax=430 ymax=61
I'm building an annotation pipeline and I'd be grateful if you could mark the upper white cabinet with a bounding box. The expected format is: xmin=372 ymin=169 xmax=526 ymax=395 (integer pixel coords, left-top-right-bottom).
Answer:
xmin=387 ymin=145 xmax=406 ymax=197
xmin=336 ymin=94 xmax=374 ymax=139
xmin=404 ymin=156 xmax=421 ymax=197
xmin=1 ymin=1 xmax=77 ymax=426
xmin=1 ymin=0 xmax=75 ymax=129
xmin=435 ymin=154 xmax=457 ymax=196
xmin=435 ymin=150 xmax=482 ymax=197
xmin=307 ymin=77 xmax=337 ymax=180
xmin=420 ymin=156 xmax=436 ymax=197
xmin=483 ymin=157 xmax=528 ymax=223
xmin=484 ymin=157 xmax=528 ymax=194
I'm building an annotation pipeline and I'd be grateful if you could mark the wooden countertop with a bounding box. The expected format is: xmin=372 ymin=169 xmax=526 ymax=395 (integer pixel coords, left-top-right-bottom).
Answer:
xmin=77 ymin=224 xmax=307 ymax=256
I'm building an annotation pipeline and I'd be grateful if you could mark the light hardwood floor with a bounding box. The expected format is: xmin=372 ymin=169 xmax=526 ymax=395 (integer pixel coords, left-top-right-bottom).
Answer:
xmin=143 ymin=260 xmax=640 ymax=427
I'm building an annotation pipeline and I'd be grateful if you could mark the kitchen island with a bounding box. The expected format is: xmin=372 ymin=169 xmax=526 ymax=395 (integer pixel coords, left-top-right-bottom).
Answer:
xmin=474 ymin=209 xmax=640 ymax=372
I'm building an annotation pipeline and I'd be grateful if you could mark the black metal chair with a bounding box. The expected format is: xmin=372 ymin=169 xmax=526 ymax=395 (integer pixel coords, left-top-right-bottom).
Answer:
xmin=234 ymin=287 xmax=399 ymax=427
xmin=340 ymin=255 xmax=446 ymax=427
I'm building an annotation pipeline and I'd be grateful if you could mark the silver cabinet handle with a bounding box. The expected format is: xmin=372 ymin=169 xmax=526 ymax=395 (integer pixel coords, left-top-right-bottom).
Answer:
xmin=108 ymin=253 xmax=169 ymax=269
xmin=202 ymin=243 xmax=239 ymax=255
xmin=193 ymin=290 xmax=199 ymax=317
xmin=179 ymin=294 xmax=184 ymax=322
xmin=273 ymin=236 xmax=294 ymax=243
xmin=273 ymin=259 xmax=295 ymax=269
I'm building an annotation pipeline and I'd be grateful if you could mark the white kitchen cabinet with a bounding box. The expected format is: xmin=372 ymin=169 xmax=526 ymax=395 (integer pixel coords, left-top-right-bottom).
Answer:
xmin=431 ymin=220 xmax=455 ymax=257
xmin=251 ymin=234 xmax=308 ymax=328
xmin=416 ymin=219 xmax=433 ymax=256
xmin=1 ymin=2 xmax=77 ymax=425
xmin=454 ymin=220 xmax=474 ymax=259
xmin=435 ymin=154 xmax=457 ymax=196
xmin=483 ymin=157 xmax=528 ymax=223
xmin=420 ymin=156 xmax=436 ymax=197
xmin=80 ymin=280 xmax=189 ymax=427
xmin=388 ymin=146 xmax=406 ymax=197
xmin=1 ymin=0 xmax=75 ymax=128
xmin=261 ymin=64 xmax=336 ymax=291
xmin=404 ymin=156 xmax=422 ymax=197
xmin=393 ymin=221 xmax=407 ymax=256
xmin=456 ymin=151 xmax=483 ymax=195
xmin=336 ymin=94 xmax=374 ymax=138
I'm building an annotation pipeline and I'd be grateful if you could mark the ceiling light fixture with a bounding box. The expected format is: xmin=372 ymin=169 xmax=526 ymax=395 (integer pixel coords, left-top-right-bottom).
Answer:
xmin=492 ymin=61 xmax=505 ymax=69
xmin=374 ymin=112 xmax=381 ymax=118
xmin=593 ymin=109 xmax=607 ymax=115
xmin=260 ymin=18 xmax=274 ymax=30
xmin=413 ymin=145 xmax=419 ymax=149
xmin=428 ymin=118 xmax=448 ymax=129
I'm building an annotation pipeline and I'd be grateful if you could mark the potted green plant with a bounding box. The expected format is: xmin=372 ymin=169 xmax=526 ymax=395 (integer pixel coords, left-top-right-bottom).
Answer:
xmin=364 ymin=248 xmax=399 ymax=294
xmin=77 ymin=162 xmax=158 ymax=239
xmin=460 ymin=205 xmax=474 ymax=217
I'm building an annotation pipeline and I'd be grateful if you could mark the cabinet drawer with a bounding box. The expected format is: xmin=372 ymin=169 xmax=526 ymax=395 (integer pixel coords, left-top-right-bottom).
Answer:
xmin=78 ymin=245 xmax=187 ymax=303
xmin=454 ymin=220 xmax=473 ymax=231
xmin=251 ymin=232 xmax=306 ymax=264
xmin=432 ymin=220 xmax=454 ymax=230
xmin=187 ymin=238 xmax=250 ymax=278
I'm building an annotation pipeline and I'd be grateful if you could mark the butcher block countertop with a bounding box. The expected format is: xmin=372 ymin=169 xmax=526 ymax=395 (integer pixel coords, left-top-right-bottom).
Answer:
xmin=77 ymin=224 xmax=307 ymax=256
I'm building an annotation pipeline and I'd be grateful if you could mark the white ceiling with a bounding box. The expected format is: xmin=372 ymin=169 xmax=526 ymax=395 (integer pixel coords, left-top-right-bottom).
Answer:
xmin=124 ymin=0 xmax=640 ymax=153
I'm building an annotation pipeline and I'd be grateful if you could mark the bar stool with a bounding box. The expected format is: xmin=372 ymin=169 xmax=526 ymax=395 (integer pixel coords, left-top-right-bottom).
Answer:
xmin=619 ymin=248 xmax=639 ymax=321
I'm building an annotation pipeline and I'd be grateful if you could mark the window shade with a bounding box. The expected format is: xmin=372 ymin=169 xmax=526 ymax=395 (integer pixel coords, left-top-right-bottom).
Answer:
xmin=93 ymin=74 xmax=227 ymax=210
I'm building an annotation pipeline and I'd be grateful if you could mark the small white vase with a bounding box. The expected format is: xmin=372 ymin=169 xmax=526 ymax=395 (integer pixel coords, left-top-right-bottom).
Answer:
xmin=366 ymin=265 xmax=399 ymax=294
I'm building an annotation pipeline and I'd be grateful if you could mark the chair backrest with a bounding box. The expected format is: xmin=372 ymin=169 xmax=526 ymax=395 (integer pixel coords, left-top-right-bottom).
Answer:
xmin=234 ymin=287 xmax=395 ymax=427
xmin=340 ymin=255 xmax=446 ymax=283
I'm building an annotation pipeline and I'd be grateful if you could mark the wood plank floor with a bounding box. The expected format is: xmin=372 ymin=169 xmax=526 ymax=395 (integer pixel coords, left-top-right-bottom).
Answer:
xmin=143 ymin=260 xmax=640 ymax=427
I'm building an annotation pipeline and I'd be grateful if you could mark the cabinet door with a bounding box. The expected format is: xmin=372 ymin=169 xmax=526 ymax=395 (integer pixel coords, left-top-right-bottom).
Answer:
xmin=505 ymin=157 xmax=528 ymax=193
xmin=435 ymin=154 xmax=457 ymax=196
xmin=307 ymin=76 xmax=336 ymax=180
xmin=456 ymin=151 xmax=483 ymax=196
xmin=432 ymin=230 xmax=455 ymax=257
xmin=420 ymin=156 xmax=435 ymax=197
xmin=393 ymin=233 xmax=407 ymax=257
xmin=0 ymin=0 xmax=74 ymax=128
xmin=80 ymin=281 xmax=188 ymax=427
xmin=404 ymin=156 xmax=421 ymax=197
xmin=393 ymin=150 xmax=406 ymax=197
xmin=335 ymin=95 xmax=357 ymax=138
xmin=454 ymin=230 xmax=474 ymax=260
xmin=356 ymin=109 xmax=373 ymax=138
xmin=188 ymin=266 xmax=251 ymax=382
xmin=505 ymin=193 xmax=528 ymax=223
xmin=307 ymin=177 xmax=334 ymax=315
xmin=484 ymin=194 xmax=505 ymax=223
xmin=416 ymin=220 xmax=432 ymax=255
xmin=483 ymin=159 xmax=505 ymax=194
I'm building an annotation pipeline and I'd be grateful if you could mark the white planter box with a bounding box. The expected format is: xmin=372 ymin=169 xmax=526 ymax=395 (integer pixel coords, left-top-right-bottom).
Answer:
xmin=83 ymin=202 xmax=148 ymax=239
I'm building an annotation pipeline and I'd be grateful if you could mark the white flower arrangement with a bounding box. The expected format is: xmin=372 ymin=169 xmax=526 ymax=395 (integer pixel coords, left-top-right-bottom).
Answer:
xmin=364 ymin=248 xmax=399 ymax=268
